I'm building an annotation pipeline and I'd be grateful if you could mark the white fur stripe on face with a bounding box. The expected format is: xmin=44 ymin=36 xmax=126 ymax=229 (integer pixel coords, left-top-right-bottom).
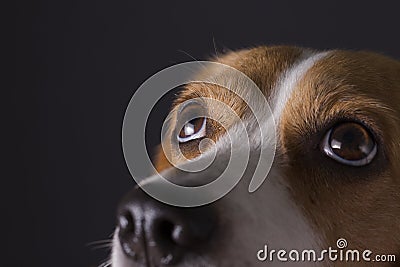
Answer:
xmin=112 ymin=50 xmax=334 ymax=267
xmin=271 ymin=50 xmax=331 ymax=122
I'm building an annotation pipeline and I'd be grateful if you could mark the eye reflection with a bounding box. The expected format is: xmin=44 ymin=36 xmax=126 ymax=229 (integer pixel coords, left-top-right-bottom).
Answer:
xmin=178 ymin=117 xmax=206 ymax=143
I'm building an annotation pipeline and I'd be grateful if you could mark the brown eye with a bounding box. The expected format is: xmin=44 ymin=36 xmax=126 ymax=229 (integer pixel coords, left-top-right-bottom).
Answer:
xmin=178 ymin=117 xmax=206 ymax=143
xmin=321 ymin=122 xmax=377 ymax=166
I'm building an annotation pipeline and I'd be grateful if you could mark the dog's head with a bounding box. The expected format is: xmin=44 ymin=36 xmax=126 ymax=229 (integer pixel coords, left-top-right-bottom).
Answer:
xmin=112 ymin=46 xmax=400 ymax=266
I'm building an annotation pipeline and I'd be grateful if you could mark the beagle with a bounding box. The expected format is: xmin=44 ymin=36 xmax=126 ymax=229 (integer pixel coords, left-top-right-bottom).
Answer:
xmin=111 ymin=46 xmax=400 ymax=266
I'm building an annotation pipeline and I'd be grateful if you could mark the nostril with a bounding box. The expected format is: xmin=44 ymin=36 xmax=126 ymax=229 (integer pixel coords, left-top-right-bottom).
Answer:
xmin=155 ymin=220 xmax=189 ymax=247
xmin=117 ymin=210 xmax=140 ymax=259
xmin=155 ymin=220 xmax=174 ymax=242
xmin=118 ymin=210 xmax=135 ymax=234
xmin=154 ymin=218 xmax=209 ymax=249
xmin=154 ymin=219 xmax=176 ymax=245
xmin=152 ymin=219 xmax=185 ymax=265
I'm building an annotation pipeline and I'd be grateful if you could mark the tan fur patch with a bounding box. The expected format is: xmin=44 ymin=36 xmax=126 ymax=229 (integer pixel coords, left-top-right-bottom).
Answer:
xmin=280 ymin=50 xmax=400 ymax=265
xmin=156 ymin=46 xmax=304 ymax=167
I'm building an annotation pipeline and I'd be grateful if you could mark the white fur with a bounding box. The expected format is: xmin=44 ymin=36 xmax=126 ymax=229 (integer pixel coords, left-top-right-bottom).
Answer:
xmin=271 ymin=50 xmax=331 ymax=121
xmin=112 ymin=49 xmax=332 ymax=267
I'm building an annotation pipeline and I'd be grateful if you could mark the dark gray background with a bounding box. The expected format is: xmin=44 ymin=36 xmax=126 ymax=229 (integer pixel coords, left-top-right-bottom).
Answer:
xmin=12 ymin=1 xmax=399 ymax=266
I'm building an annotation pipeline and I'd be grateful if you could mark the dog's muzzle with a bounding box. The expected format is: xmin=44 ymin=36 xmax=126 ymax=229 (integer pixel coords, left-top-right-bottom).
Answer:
xmin=116 ymin=187 xmax=217 ymax=265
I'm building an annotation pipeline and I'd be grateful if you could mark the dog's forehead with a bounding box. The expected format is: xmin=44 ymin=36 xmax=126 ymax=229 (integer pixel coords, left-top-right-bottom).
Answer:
xmin=215 ymin=46 xmax=304 ymax=96
xmin=178 ymin=47 xmax=400 ymax=130
xmin=176 ymin=46 xmax=305 ymax=116
xmin=180 ymin=47 xmax=400 ymax=106
xmin=289 ymin=50 xmax=400 ymax=113
xmin=280 ymin=50 xmax=400 ymax=149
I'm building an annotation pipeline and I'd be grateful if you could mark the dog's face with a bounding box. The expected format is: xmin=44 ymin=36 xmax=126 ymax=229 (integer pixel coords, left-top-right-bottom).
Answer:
xmin=112 ymin=46 xmax=400 ymax=266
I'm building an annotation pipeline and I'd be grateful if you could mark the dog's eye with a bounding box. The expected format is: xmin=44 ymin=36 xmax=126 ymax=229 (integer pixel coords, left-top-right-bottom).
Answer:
xmin=178 ymin=117 xmax=206 ymax=143
xmin=321 ymin=122 xmax=377 ymax=166
xmin=176 ymin=100 xmax=207 ymax=143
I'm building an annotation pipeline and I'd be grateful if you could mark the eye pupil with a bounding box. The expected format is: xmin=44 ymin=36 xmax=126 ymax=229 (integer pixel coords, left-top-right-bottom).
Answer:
xmin=328 ymin=122 xmax=375 ymax=162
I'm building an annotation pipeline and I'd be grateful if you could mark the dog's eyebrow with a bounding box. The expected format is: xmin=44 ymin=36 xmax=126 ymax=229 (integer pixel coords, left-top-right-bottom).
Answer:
xmin=173 ymin=88 xmax=206 ymax=106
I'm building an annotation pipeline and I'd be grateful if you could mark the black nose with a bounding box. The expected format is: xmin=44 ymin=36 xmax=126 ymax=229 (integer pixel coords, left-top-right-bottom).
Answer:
xmin=117 ymin=188 xmax=217 ymax=265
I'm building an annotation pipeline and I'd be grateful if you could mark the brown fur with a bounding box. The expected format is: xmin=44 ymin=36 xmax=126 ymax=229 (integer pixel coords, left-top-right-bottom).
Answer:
xmin=280 ymin=51 xmax=400 ymax=266
xmin=154 ymin=46 xmax=400 ymax=266
xmin=156 ymin=46 xmax=303 ymax=166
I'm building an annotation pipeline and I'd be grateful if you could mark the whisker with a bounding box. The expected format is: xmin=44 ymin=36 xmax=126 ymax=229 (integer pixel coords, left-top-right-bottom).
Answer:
xmin=90 ymin=243 xmax=113 ymax=251
xmin=98 ymin=259 xmax=112 ymax=267
xmin=178 ymin=49 xmax=200 ymax=62
xmin=108 ymin=231 xmax=115 ymax=238
xmin=87 ymin=237 xmax=113 ymax=251
xmin=87 ymin=239 xmax=113 ymax=246
xmin=212 ymin=36 xmax=219 ymax=59
xmin=177 ymin=49 xmax=209 ymax=73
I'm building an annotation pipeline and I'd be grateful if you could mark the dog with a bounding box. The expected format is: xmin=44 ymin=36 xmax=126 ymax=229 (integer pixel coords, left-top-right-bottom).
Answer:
xmin=111 ymin=46 xmax=400 ymax=266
